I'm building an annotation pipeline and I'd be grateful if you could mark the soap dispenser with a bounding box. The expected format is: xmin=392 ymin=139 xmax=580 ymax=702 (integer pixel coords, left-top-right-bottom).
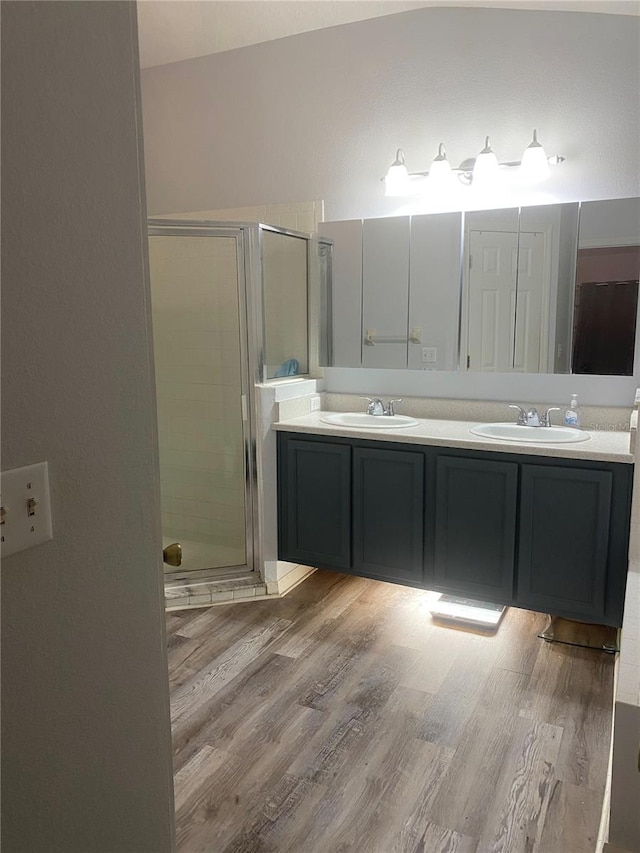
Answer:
xmin=564 ymin=394 xmax=581 ymax=427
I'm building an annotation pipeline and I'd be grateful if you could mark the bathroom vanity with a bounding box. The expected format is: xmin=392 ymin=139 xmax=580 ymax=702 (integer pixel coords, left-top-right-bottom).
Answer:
xmin=275 ymin=415 xmax=634 ymax=627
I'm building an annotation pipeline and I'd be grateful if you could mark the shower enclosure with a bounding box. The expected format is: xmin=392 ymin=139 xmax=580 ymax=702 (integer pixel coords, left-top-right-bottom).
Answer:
xmin=148 ymin=220 xmax=329 ymax=582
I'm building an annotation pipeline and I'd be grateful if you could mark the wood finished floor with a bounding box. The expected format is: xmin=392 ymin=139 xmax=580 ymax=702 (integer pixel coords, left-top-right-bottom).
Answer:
xmin=167 ymin=571 xmax=615 ymax=853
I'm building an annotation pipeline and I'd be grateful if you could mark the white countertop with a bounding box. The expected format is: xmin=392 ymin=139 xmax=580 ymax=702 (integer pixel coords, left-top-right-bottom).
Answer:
xmin=273 ymin=412 xmax=634 ymax=464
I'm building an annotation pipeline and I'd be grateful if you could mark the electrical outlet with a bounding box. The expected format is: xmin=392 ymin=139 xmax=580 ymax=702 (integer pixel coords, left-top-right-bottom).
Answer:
xmin=1 ymin=462 xmax=53 ymax=557
xmin=421 ymin=347 xmax=437 ymax=364
xmin=310 ymin=396 xmax=321 ymax=412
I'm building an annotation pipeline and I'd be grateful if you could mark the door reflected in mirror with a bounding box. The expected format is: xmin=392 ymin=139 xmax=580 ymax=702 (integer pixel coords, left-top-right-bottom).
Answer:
xmin=461 ymin=204 xmax=581 ymax=375
xmin=572 ymin=198 xmax=640 ymax=376
xmin=461 ymin=208 xmax=519 ymax=372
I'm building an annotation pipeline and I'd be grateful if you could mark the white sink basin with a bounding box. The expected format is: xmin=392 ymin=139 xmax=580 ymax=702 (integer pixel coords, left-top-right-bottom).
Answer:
xmin=320 ymin=412 xmax=420 ymax=429
xmin=470 ymin=423 xmax=589 ymax=444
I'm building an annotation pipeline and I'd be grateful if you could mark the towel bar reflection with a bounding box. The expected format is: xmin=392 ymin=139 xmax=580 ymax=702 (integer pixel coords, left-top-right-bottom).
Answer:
xmin=364 ymin=328 xmax=422 ymax=346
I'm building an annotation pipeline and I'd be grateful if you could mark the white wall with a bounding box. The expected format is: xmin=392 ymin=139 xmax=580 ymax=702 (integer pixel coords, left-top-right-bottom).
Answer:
xmin=141 ymin=6 xmax=640 ymax=221
xmin=1 ymin=3 xmax=175 ymax=851
xmin=141 ymin=5 xmax=640 ymax=405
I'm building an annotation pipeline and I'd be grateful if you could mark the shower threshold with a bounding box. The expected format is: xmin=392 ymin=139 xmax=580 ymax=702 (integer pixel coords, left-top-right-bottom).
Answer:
xmin=164 ymin=567 xmax=266 ymax=611
xmin=163 ymin=537 xmax=264 ymax=610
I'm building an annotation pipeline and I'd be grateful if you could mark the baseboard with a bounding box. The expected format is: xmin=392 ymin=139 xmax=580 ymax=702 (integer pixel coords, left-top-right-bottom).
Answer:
xmin=266 ymin=563 xmax=316 ymax=597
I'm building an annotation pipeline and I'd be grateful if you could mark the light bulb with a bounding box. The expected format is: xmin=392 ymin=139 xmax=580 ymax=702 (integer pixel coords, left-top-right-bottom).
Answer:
xmin=428 ymin=143 xmax=456 ymax=191
xmin=384 ymin=149 xmax=411 ymax=197
xmin=520 ymin=129 xmax=550 ymax=182
xmin=473 ymin=136 xmax=500 ymax=186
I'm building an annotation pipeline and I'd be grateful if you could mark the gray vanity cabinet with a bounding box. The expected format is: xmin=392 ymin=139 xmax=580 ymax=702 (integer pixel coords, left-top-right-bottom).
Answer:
xmin=352 ymin=446 xmax=425 ymax=584
xmin=516 ymin=465 xmax=612 ymax=620
xmin=277 ymin=432 xmax=632 ymax=626
xmin=434 ymin=456 xmax=518 ymax=602
xmin=279 ymin=438 xmax=351 ymax=568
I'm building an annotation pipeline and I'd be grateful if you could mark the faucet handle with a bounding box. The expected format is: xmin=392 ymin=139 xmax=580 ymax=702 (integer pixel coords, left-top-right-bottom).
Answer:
xmin=508 ymin=404 xmax=527 ymax=425
xmin=360 ymin=396 xmax=384 ymax=415
xmin=385 ymin=399 xmax=402 ymax=416
xmin=542 ymin=407 xmax=561 ymax=427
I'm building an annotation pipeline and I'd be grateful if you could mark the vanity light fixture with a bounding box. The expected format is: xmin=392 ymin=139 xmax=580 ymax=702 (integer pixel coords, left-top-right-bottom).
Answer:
xmin=427 ymin=143 xmax=456 ymax=190
xmin=382 ymin=129 xmax=565 ymax=196
xmin=472 ymin=136 xmax=500 ymax=186
xmin=519 ymin=129 xmax=551 ymax=183
xmin=383 ymin=149 xmax=411 ymax=197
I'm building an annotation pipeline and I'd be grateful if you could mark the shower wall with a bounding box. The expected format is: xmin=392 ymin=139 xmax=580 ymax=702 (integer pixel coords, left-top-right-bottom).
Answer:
xmin=149 ymin=235 xmax=246 ymax=568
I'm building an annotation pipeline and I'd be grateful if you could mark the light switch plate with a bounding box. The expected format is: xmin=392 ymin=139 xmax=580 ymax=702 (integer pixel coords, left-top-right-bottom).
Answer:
xmin=1 ymin=462 xmax=53 ymax=558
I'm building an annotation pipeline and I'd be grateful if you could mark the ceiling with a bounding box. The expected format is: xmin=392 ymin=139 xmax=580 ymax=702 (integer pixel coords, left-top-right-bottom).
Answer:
xmin=137 ymin=0 xmax=640 ymax=69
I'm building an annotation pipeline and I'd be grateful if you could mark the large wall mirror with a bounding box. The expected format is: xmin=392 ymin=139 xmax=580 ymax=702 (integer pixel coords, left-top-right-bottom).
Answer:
xmin=321 ymin=196 xmax=640 ymax=376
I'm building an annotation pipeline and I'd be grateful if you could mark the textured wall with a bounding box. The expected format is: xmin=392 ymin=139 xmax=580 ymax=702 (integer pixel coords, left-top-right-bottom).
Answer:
xmin=141 ymin=6 xmax=640 ymax=221
xmin=1 ymin=2 xmax=174 ymax=851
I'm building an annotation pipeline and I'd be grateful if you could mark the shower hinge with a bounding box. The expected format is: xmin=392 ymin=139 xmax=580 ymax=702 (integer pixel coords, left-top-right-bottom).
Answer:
xmin=241 ymin=394 xmax=248 ymax=422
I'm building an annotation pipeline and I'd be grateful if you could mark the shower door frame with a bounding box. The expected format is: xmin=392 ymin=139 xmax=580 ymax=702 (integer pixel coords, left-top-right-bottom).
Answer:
xmin=255 ymin=222 xmax=314 ymax=383
xmin=148 ymin=221 xmax=259 ymax=581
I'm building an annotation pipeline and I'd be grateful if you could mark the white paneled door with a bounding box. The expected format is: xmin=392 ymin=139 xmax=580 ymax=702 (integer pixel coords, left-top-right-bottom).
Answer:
xmin=465 ymin=230 xmax=545 ymax=372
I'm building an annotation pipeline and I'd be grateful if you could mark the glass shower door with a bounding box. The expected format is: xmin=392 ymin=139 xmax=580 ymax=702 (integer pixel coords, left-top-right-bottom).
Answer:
xmin=148 ymin=230 xmax=251 ymax=574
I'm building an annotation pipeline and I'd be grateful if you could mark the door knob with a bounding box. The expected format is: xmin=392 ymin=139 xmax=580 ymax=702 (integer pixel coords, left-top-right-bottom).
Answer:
xmin=163 ymin=542 xmax=182 ymax=567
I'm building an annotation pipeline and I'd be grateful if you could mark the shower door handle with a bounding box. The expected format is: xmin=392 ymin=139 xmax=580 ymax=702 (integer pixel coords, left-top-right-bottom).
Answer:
xmin=163 ymin=542 xmax=182 ymax=567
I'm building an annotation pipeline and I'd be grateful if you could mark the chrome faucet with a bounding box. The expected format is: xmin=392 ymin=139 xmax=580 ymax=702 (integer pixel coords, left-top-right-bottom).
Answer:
xmin=509 ymin=404 xmax=532 ymax=425
xmin=509 ymin=404 xmax=561 ymax=427
xmin=385 ymin=398 xmax=402 ymax=417
xmin=540 ymin=407 xmax=561 ymax=427
xmin=361 ymin=397 xmax=403 ymax=416
xmin=361 ymin=396 xmax=385 ymax=416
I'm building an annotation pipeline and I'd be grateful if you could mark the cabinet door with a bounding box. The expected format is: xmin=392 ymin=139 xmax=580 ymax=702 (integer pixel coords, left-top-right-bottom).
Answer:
xmin=353 ymin=447 xmax=424 ymax=584
xmin=319 ymin=219 xmax=363 ymax=367
xmin=279 ymin=438 xmax=351 ymax=568
xmin=434 ymin=456 xmax=518 ymax=601
xmin=362 ymin=217 xmax=410 ymax=368
xmin=517 ymin=465 xmax=612 ymax=619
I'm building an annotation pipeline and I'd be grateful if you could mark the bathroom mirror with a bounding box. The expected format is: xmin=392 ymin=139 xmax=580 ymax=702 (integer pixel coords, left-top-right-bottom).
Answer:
xmin=321 ymin=196 xmax=640 ymax=375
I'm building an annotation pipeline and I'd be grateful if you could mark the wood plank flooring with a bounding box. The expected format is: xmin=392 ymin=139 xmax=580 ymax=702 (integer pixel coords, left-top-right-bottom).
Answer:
xmin=166 ymin=571 xmax=616 ymax=853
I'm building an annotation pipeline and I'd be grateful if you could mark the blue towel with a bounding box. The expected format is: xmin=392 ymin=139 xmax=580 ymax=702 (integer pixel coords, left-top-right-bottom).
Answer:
xmin=274 ymin=358 xmax=299 ymax=377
